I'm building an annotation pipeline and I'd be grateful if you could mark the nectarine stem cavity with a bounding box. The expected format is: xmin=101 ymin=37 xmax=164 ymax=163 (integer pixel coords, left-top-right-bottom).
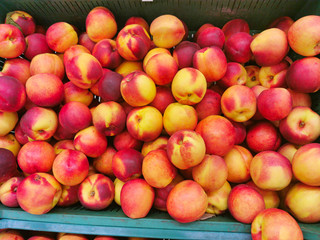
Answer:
xmin=299 ymin=121 xmax=305 ymax=128
xmin=34 ymin=174 xmax=41 ymax=181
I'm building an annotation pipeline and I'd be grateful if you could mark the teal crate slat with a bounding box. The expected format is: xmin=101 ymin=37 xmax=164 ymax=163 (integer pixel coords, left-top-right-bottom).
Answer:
xmin=0 ymin=205 xmax=251 ymax=233
xmin=0 ymin=1 xmax=320 ymax=239
xmin=0 ymin=205 xmax=320 ymax=239
xmin=299 ymin=223 xmax=320 ymax=240
xmin=0 ymin=219 xmax=252 ymax=240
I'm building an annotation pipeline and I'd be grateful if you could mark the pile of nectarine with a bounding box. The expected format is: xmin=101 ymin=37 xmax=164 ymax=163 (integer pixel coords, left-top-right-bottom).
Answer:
xmin=1 ymin=7 xmax=320 ymax=240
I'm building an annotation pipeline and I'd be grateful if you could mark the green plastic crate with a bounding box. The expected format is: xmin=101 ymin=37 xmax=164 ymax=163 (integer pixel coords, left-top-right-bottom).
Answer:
xmin=0 ymin=203 xmax=319 ymax=240
xmin=1 ymin=0 xmax=320 ymax=32
xmin=0 ymin=0 xmax=320 ymax=239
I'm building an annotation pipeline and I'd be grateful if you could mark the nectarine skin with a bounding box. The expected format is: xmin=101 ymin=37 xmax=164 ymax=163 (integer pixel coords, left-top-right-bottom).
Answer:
xmin=257 ymin=87 xmax=292 ymax=121
xmin=0 ymin=176 xmax=24 ymax=207
xmin=250 ymin=28 xmax=288 ymax=66
xmin=206 ymin=181 xmax=231 ymax=215
xmin=26 ymin=73 xmax=64 ymax=107
xmin=292 ymin=143 xmax=320 ymax=186
xmin=150 ymin=14 xmax=185 ymax=49
xmin=286 ymin=57 xmax=320 ymax=93
xmin=86 ymin=6 xmax=117 ymax=42
xmin=17 ymin=140 xmax=55 ymax=174
xmin=2 ymin=58 xmax=31 ymax=85
xmin=92 ymin=101 xmax=126 ymax=136
xmin=279 ymin=106 xmax=320 ymax=145
xmin=30 ymin=53 xmax=65 ymax=80
xmin=142 ymin=149 xmax=177 ymax=188
xmin=6 ymin=10 xmax=36 ymax=36
xmin=251 ymin=208 xmax=303 ymax=240
xmin=24 ymin=33 xmax=52 ymax=60
xmin=126 ymin=106 xmax=163 ymax=142
xmin=0 ymin=76 xmax=26 ymax=112
xmin=112 ymin=148 xmax=143 ymax=182
xmin=288 ymin=15 xmax=320 ymax=57
xmin=0 ymin=24 xmax=26 ymax=59
xmin=59 ymin=101 xmax=92 ymax=134
xmin=16 ymin=173 xmax=62 ymax=215
xmin=52 ymin=149 xmax=89 ymax=186
xmin=171 ymin=67 xmax=207 ymax=105
xmin=163 ymin=102 xmax=198 ymax=136
xmin=285 ymin=182 xmax=320 ymax=223
xmin=167 ymin=130 xmax=206 ymax=170
xmin=46 ymin=22 xmax=78 ymax=53
xmin=120 ymin=178 xmax=155 ymax=219
xmin=221 ymin=85 xmax=257 ymax=122
xmin=195 ymin=115 xmax=236 ymax=156
xmin=250 ymin=151 xmax=292 ymax=191
xmin=144 ymin=52 xmax=178 ymax=86
xmin=166 ymin=180 xmax=208 ymax=223
xmin=73 ymin=126 xmax=108 ymax=158
xmin=222 ymin=18 xmax=250 ymax=41
xmin=224 ymin=32 xmax=253 ymax=63
xmin=193 ymin=46 xmax=227 ymax=82
xmin=228 ymin=184 xmax=265 ymax=224
xmin=78 ymin=173 xmax=115 ymax=210
xmin=0 ymin=148 xmax=18 ymax=184
xmin=246 ymin=121 xmax=281 ymax=153
xmin=20 ymin=106 xmax=58 ymax=141
xmin=192 ymin=154 xmax=228 ymax=192
xmin=116 ymin=24 xmax=151 ymax=61
xmin=224 ymin=145 xmax=253 ymax=183
xmin=65 ymin=52 xmax=103 ymax=89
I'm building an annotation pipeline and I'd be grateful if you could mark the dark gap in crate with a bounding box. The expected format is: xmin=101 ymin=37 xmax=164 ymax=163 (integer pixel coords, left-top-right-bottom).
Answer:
xmin=86 ymin=1 xmax=97 ymax=12
xmin=40 ymin=4 xmax=55 ymax=18
xmin=0 ymin=58 xmax=5 ymax=71
xmin=92 ymin=0 xmax=105 ymax=8
xmin=197 ymin=0 xmax=202 ymax=9
xmin=255 ymin=0 xmax=265 ymax=10
xmin=269 ymin=0 xmax=279 ymax=9
xmin=311 ymin=92 xmax=320 ymax=119
xmin=226 ymin=0 xmax=232 ymax=9
xmin=95 ymin=0 xmax=106 ymax=9
xmin=60 ymin=1 xmax=73 ymax=15
xmin=20 ymin=1 xmax=39 ymax=18
xmin=262 ymin=0 xmax=272 ymax=9
xmin=68 ymin=204 xmax=84 ymax=211
xmin=226 ymin=0 xmax=233 ymax=10
xmin=211 ymin=0 xmax=216 ymax=11
xmin=115 ymin=0 xmax=124 ymax=12
xmin=108 ymin=1 xmax=122 ymax=22
xmin=24 ymin=1 xmax=48 ymax=25
xmin=243 ymin=0 xmax=252 ymax=11
xmin=221 ymin=0 xmax=229 ymax=11
xmin=68 ymin=1 xmax=82 ymax=15
xmin=250 ymin=0 xmax=259 ymax=10
xmin=271 ymin=0 xmax=281 ymax=10
xmin=128 ymin=0 xmax=138 ymax=9
xmin=75 ymin=0 xmax=91 ymax=15
xmin=224 ymin=0 xmax=238 ymax=17
xmin=231 ymin=0 xmax=240 ymax=13
xmin=239 ymin=0 xmax=249 ymax=11
xmin=214 ymin=0 xmax=220 ymax=11
xmin=220 ymin=0 xmax=230 ymax=13
xmin=47 ymin=1 xmax=60 ymax=15
xmin=264 ymin=0 xmax=272 ymax=8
